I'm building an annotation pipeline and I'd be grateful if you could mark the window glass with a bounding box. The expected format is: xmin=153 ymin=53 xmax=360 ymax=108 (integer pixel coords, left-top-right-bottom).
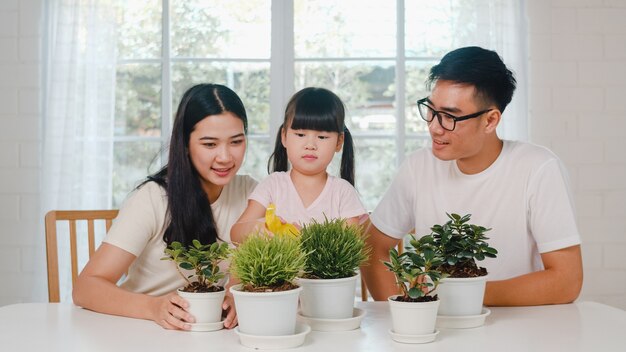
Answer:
xmin=294 ymin=0 xmax=395 ymax=58
xmin=115 ymin=63 xmax=161 ymax=137
xmin=294 ymin=61 xmax=396 ymax=134
xmin=116 ymin=1 xmax=161 ymax=60
xmin=171 ymin=0 xmax=271 ymax=58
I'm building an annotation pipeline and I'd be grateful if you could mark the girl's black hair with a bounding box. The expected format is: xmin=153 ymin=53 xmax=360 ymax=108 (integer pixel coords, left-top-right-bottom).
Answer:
xmin=268 ymin=87 xmax=355 ymax=186
xmin=142 ymin=83 xmax=248 ymax=247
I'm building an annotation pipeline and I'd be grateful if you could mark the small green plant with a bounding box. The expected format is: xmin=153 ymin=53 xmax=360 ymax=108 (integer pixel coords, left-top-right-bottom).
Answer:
xmin=430 ymin=213 xmax=498 ymax=277
xmin=161 ymin=240 xmax=230 ymax=293
xmin=383 ymin=234 xmax=443 ymax=302
xmin=299 ymin=218 xmax=370 ymax=279
xmin=230 ymin=233 xmax=306 ymax=292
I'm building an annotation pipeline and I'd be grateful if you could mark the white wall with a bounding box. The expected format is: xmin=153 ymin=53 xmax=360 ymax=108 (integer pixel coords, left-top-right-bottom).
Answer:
xmin=527 ymin=0 xmax=626 ymax=309
xmin=0 ymin=0 xmax=625 ymax=309
xmin=0 ymin=0 xmax=45 ymax=306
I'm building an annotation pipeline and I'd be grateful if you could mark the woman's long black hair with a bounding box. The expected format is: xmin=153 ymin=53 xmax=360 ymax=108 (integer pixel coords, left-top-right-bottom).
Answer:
xmin=143 ymin=84 xmax=248 ymax=247
xmin=268 ymin=87 xmax=355 ymax=186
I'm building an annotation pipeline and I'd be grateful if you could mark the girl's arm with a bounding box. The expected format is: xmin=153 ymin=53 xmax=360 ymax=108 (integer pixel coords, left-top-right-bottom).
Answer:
xmin=230 ymin=200 xmax=267 ymax=244
xmin=72 ymin=243 xmax=195 ymax=330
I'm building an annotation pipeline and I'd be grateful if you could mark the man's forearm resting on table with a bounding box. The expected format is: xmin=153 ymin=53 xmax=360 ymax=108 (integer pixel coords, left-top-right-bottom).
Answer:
xmin=484 ymin=245 xmax=583 ymax=306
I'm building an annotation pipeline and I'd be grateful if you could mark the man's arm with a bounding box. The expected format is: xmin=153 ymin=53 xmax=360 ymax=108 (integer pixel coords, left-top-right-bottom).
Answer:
xmin=484 ymin=245 xmax=583 ymax=306
xmin=360 ymin=221 xmax=402 ymax=301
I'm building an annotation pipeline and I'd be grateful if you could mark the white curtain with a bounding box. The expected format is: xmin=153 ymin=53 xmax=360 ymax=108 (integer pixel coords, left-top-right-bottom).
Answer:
xmin=450 ymin=0 xmax=529 ymax=141
xmin=42 ymin=0 xmax=117 ymax=302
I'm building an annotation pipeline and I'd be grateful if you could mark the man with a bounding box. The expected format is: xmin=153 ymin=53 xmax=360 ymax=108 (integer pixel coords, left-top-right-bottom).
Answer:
xmin=362 ymin=46 xmax=583 ymax=306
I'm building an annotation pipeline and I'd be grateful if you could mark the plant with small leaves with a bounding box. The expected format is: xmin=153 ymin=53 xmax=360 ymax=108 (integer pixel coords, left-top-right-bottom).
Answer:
xmin=299 ymin=218 xmax=370 ymax=279
xmin=230 ymin=232 xmax=306 ymax=292
xmin=430 ymin=213 xmax=498 ymax=277
xmin=161 ymin=240 xmax=230 ymax=292
xmin=383 ymin=234 xmax=444 ymax=302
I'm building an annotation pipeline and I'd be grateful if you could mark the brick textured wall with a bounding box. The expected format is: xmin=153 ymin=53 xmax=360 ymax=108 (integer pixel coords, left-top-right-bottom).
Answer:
xmin=528 ymin=0 xmax=626 ymax=309
xmin=0 ymin=0 xmax=44 ymax=306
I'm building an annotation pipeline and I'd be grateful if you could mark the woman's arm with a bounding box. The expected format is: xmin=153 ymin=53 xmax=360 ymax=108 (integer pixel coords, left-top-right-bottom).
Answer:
xmin=73 ymin=243 xmax=195 ymax=330
xmin=230 ymin=200 xmax=267 ymax=244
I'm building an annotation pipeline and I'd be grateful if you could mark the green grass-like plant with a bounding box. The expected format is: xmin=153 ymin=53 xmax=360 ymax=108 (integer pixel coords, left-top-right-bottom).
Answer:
xmin=430 ymin=213 xmax=498 ymax=277
xmin=383 ymin=234 xmax=443 ymax=302
xmin=230 ymin=233 xmax=306 ymax=291
xmin=299 ymin=218 xmax=370 ymax=279
xmin=161 ymin=239 xmax=230 ymax=292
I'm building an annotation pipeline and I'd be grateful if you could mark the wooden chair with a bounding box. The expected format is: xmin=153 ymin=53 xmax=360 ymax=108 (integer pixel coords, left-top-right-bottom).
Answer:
xmin=45 ymin=210 xmax=119 ymax=302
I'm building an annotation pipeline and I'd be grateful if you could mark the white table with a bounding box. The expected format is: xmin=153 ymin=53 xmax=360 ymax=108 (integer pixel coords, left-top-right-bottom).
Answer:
xmin=1 ymin=301 xmax=625 ymax=351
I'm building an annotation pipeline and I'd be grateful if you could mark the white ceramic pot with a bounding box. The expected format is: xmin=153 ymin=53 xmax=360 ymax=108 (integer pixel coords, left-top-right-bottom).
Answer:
xmin=435 ymin=276 xmax=487 ymax=316
xmin=388 ymin=295 xmax=440 ymax=335
xmin=230 ymin=284 xmax=302 ymax=336
xmin=296 ymin=275 xmax=358 ymax=319
xmin=177 ymin=288 xmax=225 ymax=323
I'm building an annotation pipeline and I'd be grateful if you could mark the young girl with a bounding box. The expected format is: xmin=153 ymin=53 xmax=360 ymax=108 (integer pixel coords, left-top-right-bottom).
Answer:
xmin=73 ymin=84 xmax=257 ymax=330
xmin=231 ymin=87 xmax=367 ymax=242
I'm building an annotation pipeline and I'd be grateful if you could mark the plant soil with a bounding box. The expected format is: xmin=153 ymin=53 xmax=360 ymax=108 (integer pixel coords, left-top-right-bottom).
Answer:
xmin=439 ymin=261 xmax=487 ymax=278
xmin=241 ymin=282 xmax=299 ymax=293
xmin=393 ymin=294 xmax=439 ymax=303
xmin=181 ymin=282 xmax=224 ymax=293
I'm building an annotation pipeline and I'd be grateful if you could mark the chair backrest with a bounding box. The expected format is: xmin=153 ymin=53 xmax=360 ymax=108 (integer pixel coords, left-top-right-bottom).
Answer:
xmin=45 ymin=210 xmax=119 ymax=303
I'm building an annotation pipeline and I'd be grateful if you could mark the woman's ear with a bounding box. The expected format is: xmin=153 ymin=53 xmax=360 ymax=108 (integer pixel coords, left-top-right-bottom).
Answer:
xmin=335 ymin=133 xmax=344 ymax=152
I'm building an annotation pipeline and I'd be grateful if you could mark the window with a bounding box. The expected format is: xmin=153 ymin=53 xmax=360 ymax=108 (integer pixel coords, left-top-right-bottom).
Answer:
xmin=113 ymin=0 xmax=526 ymax=210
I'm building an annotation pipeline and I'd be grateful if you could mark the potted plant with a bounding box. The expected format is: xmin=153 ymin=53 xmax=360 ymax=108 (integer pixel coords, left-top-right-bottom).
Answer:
xmin=229 ymin=233 xmax=307 ymax=336
xmin=161 ymin=240 xmax=230 ymax=330
xmin=384 ymin=233 xmax=443 ymax=341
xmin=297 ymin=218 xmax=370 ymax=320
xmin=430 ymin=213 xmax=498 ymax=316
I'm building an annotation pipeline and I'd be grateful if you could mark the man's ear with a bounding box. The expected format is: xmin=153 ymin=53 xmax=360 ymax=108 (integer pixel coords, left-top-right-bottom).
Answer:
xmin=336 ymin=133 xmax=344 ymax=152
xmin=484 ymin=110 xmax=501 ymax=133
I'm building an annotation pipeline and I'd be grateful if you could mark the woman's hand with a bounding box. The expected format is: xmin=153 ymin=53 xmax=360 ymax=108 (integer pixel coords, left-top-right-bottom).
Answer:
xmin=222 ymin=291 xmax=238 ymax=329
xmin=151 ymin=292 xmax=195 ymax=330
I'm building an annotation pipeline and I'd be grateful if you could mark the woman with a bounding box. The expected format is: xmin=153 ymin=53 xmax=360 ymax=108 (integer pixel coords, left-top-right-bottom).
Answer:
xmin=73 ymin=84 xmax=257 ymax=330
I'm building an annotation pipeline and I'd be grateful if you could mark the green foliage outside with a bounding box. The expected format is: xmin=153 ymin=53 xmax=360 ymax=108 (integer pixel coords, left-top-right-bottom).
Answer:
xmin=299 ymin=218 xmax=370 ymax=279
xmin=230 ymin=233 xmax=306 ymax=290
xmin=161 ymin=240 xmax=230 ymax=291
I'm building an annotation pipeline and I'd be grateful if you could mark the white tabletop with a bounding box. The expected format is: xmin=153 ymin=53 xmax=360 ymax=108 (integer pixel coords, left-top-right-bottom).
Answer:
xmin=1 ymin=301 xmax=625 ymax=351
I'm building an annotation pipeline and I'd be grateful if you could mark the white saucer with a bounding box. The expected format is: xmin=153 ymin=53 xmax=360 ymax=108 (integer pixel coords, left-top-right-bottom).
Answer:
xmin=297 ymin=308 xmax=365 ymax=331
xmin=189 ymin=320 xmax=224 ymax=332
xmin=436 ymin=308 xmax=491 ymax=329
xmin=234 ymin=323 xmax=311 ymax=350
xmin=388 ymin=329 xmax=439 ymax=344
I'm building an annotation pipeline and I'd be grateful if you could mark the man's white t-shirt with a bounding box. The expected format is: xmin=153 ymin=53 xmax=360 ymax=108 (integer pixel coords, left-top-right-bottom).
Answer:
xmin=103 ymin=175 xmax=257 ymax=296
xmin=370 ymin=141 xmax=581 ymax=280
xmin=249 ymin=170 xmax=367 ymax=226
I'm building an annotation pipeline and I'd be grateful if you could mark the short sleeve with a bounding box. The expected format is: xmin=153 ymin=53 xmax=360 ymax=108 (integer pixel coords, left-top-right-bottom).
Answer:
xmin=370 ymin=156 xmax=417 ymax=239
xmin=103 ymin=182 xmax=166 ymax=256
xmin=528 ymin=159 xmax=581 ymax=253
xmin=248 ymin=174 xmax=275 ymax=208
xmin=336 ymin=179 xmax=367 ymax=219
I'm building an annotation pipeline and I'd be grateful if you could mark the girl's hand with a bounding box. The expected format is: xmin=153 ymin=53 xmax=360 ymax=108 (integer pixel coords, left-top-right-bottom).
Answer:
xmin=151 ymin=291 xmax=195 ymax=330
xmin=222 ymin=292 xmax=238 ymax=329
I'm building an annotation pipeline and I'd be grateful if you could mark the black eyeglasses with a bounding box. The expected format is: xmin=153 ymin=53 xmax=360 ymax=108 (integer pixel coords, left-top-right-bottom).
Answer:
xmin=416 ymin=98 xmax=493 ymax=131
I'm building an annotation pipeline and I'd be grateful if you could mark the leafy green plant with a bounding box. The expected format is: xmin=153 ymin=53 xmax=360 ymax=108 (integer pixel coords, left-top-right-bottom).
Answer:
xmin=383 ymin=234 xmax=443 ymax=302
xmin=161 ymin=240 xmax=230 ymax=293
xmin=430 ymin=213 xmax=498 ymax=277
xmin=230 ymin=233 xmax=306 ymax=292
xmin=299 ymin=218 xmax=370 ymax=279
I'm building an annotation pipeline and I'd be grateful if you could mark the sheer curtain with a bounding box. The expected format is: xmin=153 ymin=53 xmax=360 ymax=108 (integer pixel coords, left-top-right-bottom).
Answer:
xmin=450 ymin=0 xmax=528 ymax=141
xmin=42 ymin=0 xmax=117 ymax=302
